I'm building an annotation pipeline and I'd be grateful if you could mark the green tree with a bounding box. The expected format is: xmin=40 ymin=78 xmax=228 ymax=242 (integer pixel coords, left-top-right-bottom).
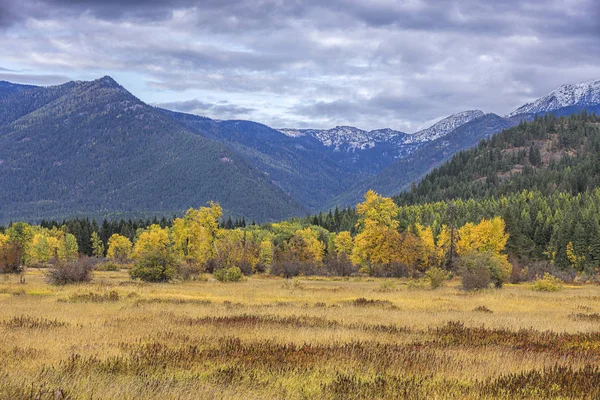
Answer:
xmin=90 ymin=231 xmax=105 ymax=258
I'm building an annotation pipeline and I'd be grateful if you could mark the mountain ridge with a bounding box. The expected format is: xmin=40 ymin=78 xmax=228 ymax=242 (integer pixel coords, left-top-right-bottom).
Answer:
xmin=1 ymin=75 xmax=599 ymax=222
xmin=507 ymin=79 xmax=600 ymax=117
xmin=0 ymin=77 xmax=306 ymax=224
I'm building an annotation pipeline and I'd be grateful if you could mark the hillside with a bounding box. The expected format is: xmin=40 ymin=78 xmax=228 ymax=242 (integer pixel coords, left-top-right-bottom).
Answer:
xmin=331 ymin=113 xmax=516 ymax=208
xmin=394 ymin=113 xmax=600 ymax=206
xmin=0 ymin=77 xmax=306 ymax=223
xmin=508 ymin=80 xmax=600 ymax=117
xmin=161 ymin=110 xmax=370 ymax=210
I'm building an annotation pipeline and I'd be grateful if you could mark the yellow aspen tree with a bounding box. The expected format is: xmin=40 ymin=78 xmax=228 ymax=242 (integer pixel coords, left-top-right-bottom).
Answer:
xmin=457 ymin=217 xmax=509 ymax=256
xmin=293 ymin=227 xmax=325 ymax=263
xmin=215 ymin=229 xmax=245 ymax=269
xmin=132 ymin=225 xmax=171 ymax=260
xmin=107 ymin=234 xmax=133 ymax=264
xmin=258 ymin=239 xmax=273 ymax=267
xmin=173 ymin=203 xmax=224 ymax=267
xmin=351 ymin=191 xmax=401 ymax=270
xmin=28 ymin=234 xmax=51 ymax=266
xmin=334 ymin=231 xmax=353 ymax=256
xmin=415 ymin=223 xmax=443 ymax=269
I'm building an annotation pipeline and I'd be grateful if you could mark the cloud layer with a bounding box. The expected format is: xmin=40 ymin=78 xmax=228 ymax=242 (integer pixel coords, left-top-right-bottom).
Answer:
xmin=1 ymin=0 xmax=599 ymax=131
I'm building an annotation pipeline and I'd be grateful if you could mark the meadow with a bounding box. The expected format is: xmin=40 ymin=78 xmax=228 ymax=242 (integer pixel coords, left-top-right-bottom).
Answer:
xmin=1 ymin=270 xmax=599 ymax=399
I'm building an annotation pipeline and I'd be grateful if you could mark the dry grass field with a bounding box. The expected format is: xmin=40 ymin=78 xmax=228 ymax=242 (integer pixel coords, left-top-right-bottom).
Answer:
xmin=1 ymin=270 xmax=600 ymax=399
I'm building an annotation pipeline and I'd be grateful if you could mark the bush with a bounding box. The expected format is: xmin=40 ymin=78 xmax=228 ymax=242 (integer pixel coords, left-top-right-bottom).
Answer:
xmin=526 ymin=261 xmax=575 ymax=283
xmin=323 ymin=252 xmax=358 ymax=276
xmin=509 ymin=263 xmax=529 ymax=284
xmin=130 ymin=251 xmax=179 ymax=282
xmin=425 ymin=267 xmax=448 ymax=289
xmin=47 ymin=257 xmax=95 ymax=285
xmin=370 ymin=262 xmax=412 ymax=278
xmin=213 ymin=266 xmax=243 ymax=282
xmin=238 ymin=260 xmax=253 ymax=276
xmin=271 ymin=261 xmax=319 ymax=278
xmin=95 ymin=262 xmax=120 ymax=271
xmin=0 ymin=242 xmax=23 ymax=274
xmin=531 ymin=273 xmax=564 ymax=292
xmin=457 ymin=251 xmax=512 ymax=290
xmin=177 ymin=263 xmax=203 ymax=281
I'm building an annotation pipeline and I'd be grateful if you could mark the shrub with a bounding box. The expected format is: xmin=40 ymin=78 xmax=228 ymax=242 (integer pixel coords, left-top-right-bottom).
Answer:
xmin=457 ymin=251 xmax=512 ymax=290
xmin=46 ymin=257 xmax=95 ymax=285
xmin=531 ymin=273 xmax=564 ymax=292
xmin=96 ymin=262 xmax=120 ymax=271
xmin=213 ymin=266 xmax=243 ymax=282
xmin=324 ymin=252 xmax=358 ymax=276
xmin=130 ymin=251 xmax=179 ymax=282
xmin=271 ymin=261 xmax=319 ymax=278
xmin=177 ymin=263 xmax=203 ymax=281
xmin=473 ymin=305 xmax=494 ymax=313
xmin=425 ymin=267 xmax=448 ymax=289
xmin=238 ymin=260 xmax=253 ymax=276
xmin=509 ymin=263 xmax=529 ymax=284
xmin=526 ymin=261 xmax=575 ymax=283
xmin=406 ymin=278 xmax=428 ymax=290
xmin=378 ymin=280 xmax=397 ymax=292
xmin=370 ymin=262 xmax=412 ymax=278
xmin=0 ymin=242 xmax=23 ymax=274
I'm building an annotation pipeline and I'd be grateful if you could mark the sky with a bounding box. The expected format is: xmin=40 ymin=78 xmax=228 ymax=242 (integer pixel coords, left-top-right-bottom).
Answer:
xmin=0 ymin=0 xmax=599 ymax=132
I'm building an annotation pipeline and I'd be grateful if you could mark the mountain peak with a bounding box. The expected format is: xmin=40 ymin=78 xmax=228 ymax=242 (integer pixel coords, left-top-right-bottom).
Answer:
xmin=278 ymin=125 xmax=406 ymax=151
xmin=407 ymin=110 xmax=485 ymax=143
xmin=93 ymin=75 xmax=122 ymax=89
xmin=507 ymin=79 xmax=600 ymax=117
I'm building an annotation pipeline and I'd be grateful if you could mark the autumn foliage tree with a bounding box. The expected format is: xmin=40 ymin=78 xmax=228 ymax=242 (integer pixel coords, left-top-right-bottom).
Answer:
xmin=351 ymin=190 xmax=404 ymax=275
xmin=107 ymin=234 xmax=132 ymax=264
xmin=130 ymin=224 xmax=179 ymax=282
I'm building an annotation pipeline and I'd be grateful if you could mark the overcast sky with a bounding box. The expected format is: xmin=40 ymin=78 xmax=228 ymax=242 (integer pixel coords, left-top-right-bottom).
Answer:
xmin=1 ymin=0 xmax=599 ymax=132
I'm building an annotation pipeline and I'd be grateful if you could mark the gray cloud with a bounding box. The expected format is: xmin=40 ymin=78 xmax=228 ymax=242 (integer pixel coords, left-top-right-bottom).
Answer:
xmin=0 ymin=72 xmax=71 ymax=85
xmin=156 ymin=99 xmax=255 ymax=119
xmin=0 ymin=0 xmax=598 ymax=130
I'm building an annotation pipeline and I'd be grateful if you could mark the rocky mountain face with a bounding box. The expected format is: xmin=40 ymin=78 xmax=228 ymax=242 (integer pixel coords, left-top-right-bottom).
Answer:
xmin=508 ymin=80 xmax=600 ymax=117
xmin=278 ymin=126 xmax=407 ymax=151
xmin=405 ymin=110 xmax=485 ymax=143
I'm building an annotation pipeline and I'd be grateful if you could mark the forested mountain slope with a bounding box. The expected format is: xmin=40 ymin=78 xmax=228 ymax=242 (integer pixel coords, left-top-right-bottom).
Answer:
xmin=332 ymin=113 xmax=516 ymax=208
xmin=0 ymin=77 xmax=306 ymax=224
xmin=395 ymin=113 xmax=600 ymax=205
xmin=392 ymin=113 xmax=600 ymax=269
xmin=162 ymin=109 xmax=370 ymax=210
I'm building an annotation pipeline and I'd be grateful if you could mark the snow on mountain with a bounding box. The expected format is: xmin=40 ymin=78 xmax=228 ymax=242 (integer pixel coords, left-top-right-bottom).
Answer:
xmin=507 ymin=79 xmax=600 ymax=117
xmin=278 ymin=126 xmax=406 ymax=151
xmin=404 ymin=110 xmax=485 ymax=144
xmin=277 ymin=128 xmax=306 ymax=138
xmin=278 ymin=111 xmax=485 ymax=151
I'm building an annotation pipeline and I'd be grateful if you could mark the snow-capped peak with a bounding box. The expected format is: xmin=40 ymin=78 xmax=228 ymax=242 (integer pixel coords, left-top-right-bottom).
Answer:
xmin=507 ymin=79 xmax=600 ymax=117
xmin=277 ymin=128 xmax=306 ymax=138
xmin=277 ymin=126 xmax=406 ymax=151
xmin=405 ymin=110 xmax=485 ymax=144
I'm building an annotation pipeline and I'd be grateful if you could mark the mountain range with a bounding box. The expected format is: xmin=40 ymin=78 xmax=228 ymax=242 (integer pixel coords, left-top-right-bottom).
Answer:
xmin=0 ymin=76 xmax=598 ymax=223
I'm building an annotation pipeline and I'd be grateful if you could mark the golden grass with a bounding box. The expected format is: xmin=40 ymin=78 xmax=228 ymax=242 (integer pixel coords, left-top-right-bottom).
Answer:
xmin=1 ymin=270 xmax=600 ymax=399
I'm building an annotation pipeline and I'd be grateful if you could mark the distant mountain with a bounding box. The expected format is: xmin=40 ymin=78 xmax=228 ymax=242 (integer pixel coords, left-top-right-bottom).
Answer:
xmin=0 ymin=77 xmax=305 ymax=224
xmin=2 ymin=75 xmax=598 ymax=223
xmin=160 ymin=110 xmax=366 ymax=211
xmin=394 ymin=112 xmax=600 ymax=206
xmin=508 ymin=80 xmax=600 ymax=117
xmin=330 ymin=113 xmax=517 ymax=208
xmin=405 ymin=110 xmax=485 ymax=143
xmin=0 ymin=81 xmax=35 ymax=99
xmin=278 ymin=126 xmax=407 ymax=151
